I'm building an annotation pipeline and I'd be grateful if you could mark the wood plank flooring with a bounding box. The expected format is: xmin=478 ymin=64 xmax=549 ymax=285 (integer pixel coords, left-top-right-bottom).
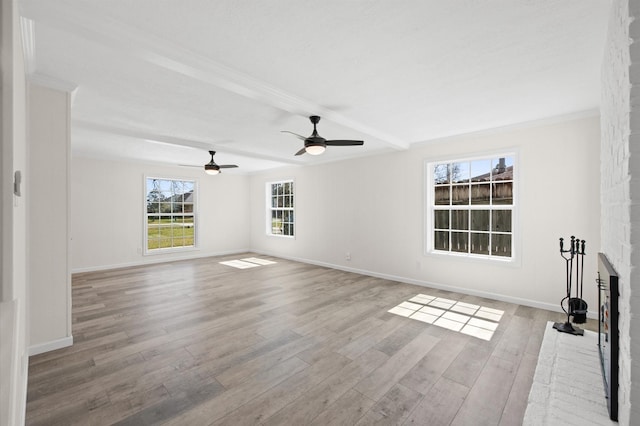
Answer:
xmin=26 ymin=253 xmax=572 ymax=425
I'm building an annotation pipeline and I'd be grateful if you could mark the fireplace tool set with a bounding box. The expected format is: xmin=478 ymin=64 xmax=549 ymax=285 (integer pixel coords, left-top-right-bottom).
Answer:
xmin=553 ymin=236 xmax=588 ymax=336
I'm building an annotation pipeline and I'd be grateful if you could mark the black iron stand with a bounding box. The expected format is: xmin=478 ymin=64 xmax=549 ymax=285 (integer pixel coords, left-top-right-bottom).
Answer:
xmin=553 ymin=236 xmax=587 ymax=336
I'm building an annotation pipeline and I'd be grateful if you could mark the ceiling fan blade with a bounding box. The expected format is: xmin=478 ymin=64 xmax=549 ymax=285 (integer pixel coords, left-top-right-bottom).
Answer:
xmin=325 ymin=140 xmax=364 ymax=146
xmin=219 ymin=164 xmax=238 ymax=168
xmin=281 ymin=131 xmax=307 ymax=141
xmin=179 ymin=164 xmax=202 ymax=168
xmin=294 ymin=147 xmax=307 ymax=156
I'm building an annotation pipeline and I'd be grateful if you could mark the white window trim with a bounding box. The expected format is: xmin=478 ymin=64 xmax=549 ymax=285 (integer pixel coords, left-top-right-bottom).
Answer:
xmin=143 ymin=175 xmax=199 ymax=255
xmin=266 ymin=179 xmax=295 ymax=239
xmin=424 ymin=151 xmax=520 ymax=265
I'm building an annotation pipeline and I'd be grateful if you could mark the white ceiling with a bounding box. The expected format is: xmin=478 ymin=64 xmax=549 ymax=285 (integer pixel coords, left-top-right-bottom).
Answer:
xmin=19 ymin=0 xmax=610 ymax=173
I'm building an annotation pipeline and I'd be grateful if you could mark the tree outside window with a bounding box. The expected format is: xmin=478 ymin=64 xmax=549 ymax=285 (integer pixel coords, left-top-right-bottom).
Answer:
xmin=146 ymin=178 xmax=196 ymax=251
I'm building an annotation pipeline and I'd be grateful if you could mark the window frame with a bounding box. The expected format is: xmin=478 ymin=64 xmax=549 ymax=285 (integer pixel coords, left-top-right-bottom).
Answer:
xmin=266 ymin=179 xmax=295 ymax=238
xmin=144 ymin=176 xmax=198 ymax=255
xmin=424 ymin=152 xmax=518 ymax=263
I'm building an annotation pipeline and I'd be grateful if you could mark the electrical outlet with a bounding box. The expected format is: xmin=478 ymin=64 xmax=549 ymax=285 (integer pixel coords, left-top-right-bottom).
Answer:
xmin=345 ymin=252 xmax=351 ymax=261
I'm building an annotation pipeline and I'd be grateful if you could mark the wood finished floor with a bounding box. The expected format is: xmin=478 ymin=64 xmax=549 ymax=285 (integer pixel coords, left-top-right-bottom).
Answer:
xmin=26 ymin=253 xmax=571 ymax=426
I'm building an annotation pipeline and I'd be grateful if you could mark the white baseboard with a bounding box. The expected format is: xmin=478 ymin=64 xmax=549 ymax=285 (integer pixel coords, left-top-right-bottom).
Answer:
xmin=252 ymin=250 xmax=597 ymax=319
xmin=72 ymin=248 xmax=251 ymax=274
xmin=29 ymin=335 xmax=73 ymax=356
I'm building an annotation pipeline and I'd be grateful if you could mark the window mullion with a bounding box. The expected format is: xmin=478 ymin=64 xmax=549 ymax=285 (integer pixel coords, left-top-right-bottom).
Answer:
xmin=145 ymin=177 xmax=196 ymax=252
xmin=267 ymin=180 xmax=294 ymax=237
xmin=428 ymin=155 xmax=514 ymax=260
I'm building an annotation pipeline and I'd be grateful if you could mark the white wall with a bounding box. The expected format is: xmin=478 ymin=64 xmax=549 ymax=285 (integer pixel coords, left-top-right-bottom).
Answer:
xmin=1 ymin=0 xmax=29 ymax=423
xmin=600 ymin=0 xmax=638 ymax=423
xmin=28 ymin=83 xmax=72 ymax=355
xmin=250 ymin=116 xmax=601 ymax=313
xmin=71 ymin=157 xmax=251 ymax=272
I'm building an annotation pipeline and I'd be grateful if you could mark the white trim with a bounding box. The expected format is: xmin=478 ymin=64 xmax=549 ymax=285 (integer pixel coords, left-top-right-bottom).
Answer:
xmin=251 ymin=250 xmax=596 ymax=319
xmin=422 ymin=248 xmax=521 ymax=269
xmin=267 ymin=233 xmax=296 ymax=240
xmin=29 ymin=336 xmax=73 ymax=356
xmin=143 ymin=246 xmax=200 ymax=257
xmin=65 ymin=89 xmax=72 ymax=339
xmin=143 ymin=176 xmax=198 ymax=255
xmin=71 ymin=248 xmax=250 ymax=274
xmin=423 ymin=150 xmax=520 ymax=265
xmin=265 ymin=179 xmax=295 ymax=238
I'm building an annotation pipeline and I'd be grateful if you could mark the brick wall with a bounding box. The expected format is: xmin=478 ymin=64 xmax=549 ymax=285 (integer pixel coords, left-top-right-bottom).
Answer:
xmin=629 ymin=0 xmax=640 ymax=422
xmin=601 ymin=0 xmax=639 ymax=424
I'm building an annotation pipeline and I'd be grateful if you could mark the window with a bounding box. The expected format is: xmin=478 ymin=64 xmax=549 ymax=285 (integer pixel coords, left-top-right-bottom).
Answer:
xmin=427 ymin=155 xmax=515 ymax=259
xmin=267 ymin=180 xmax=294 ymax=237
xmin=145 ymin=177 xmax=196 ymax=252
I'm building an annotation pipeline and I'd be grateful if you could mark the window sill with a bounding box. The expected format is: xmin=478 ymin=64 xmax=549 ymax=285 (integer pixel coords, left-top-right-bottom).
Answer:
xmin=424 ymin=249 xmax=519 ymax=267
xmin=144 ymin=246 xmax=199 ymax=256
xmin=267 ymin=233 xmax=295 ymax=240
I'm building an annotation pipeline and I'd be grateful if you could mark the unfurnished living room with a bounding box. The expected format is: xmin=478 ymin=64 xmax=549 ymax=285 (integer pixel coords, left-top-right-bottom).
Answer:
xmin=2 ymin=1 xmax=639 ymax=425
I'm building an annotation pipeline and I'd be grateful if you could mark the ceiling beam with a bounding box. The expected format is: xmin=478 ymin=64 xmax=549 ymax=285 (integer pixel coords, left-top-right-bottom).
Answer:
xmin=73 ymin=120 xmax=303 ymax=166
xmin=21 ymin=1 xmax=410 ymax=151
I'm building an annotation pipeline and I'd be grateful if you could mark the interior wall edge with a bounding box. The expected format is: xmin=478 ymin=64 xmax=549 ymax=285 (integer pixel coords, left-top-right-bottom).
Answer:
xmin=2 ymin=0 xmax=29 ymax=423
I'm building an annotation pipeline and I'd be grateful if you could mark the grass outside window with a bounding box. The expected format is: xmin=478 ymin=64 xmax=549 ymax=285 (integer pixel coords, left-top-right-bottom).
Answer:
xmin=146 ymin=178 xmax=196 ymax=251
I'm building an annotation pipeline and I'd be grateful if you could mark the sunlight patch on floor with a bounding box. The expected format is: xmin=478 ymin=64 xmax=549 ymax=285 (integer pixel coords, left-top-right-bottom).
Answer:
xmin=388 ymin=294 xmax=504 ymax=341
xmin=219 ymin=257 xmax=277 ymax=269
xmin=242 ymin=257 xmax=277 ymax=265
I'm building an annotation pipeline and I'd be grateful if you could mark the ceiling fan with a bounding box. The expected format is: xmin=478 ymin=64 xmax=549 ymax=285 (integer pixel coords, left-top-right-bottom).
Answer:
xmin=182 ymin=151 xmax=238 ymax=175
xmin=203 ymin=151 xmax=238 ymax=175
xmin=282 ymin=115 xmax=364 ymax=156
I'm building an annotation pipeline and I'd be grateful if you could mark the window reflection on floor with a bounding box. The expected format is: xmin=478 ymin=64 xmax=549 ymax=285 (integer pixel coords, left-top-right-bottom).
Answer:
xmin=387 ymin=294 xmax=504 ymax=341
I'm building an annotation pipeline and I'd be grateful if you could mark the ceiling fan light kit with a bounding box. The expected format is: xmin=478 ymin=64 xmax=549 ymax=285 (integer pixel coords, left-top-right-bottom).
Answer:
xmin=203 ymin=151 xmax=238 ymax=175
xmin=305 ymin=144 xmax=326 ymax=155
xmin=204 ymin=165 xmax=220 ymax=175
xmin=284 ymin=115 xmax=364 ymax=156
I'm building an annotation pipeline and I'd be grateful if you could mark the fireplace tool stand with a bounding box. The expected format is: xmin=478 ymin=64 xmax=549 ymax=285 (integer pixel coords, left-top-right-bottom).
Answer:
xmin=553 ymin=236 xmax=587 ymax=336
